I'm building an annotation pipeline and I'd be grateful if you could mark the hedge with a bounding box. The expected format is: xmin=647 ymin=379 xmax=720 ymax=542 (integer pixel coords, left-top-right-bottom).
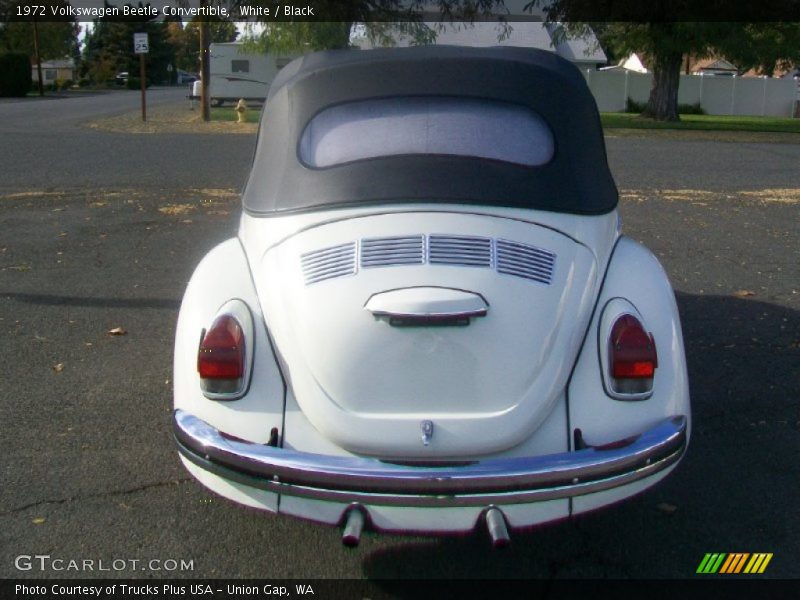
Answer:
xmin=126 ymin=77 xmax=150 ymax=90
xmin=625 ymin=97 xmax=706 ymax=115
xmin=0 ymin=53 xmax=31 ymax=97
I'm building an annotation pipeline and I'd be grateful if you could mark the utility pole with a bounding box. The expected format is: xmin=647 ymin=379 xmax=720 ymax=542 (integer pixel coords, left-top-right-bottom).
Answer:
xmin=199 ymin=1 xmax=210 ymax=122
xmin=32 ymin=19 xmax=44 ymax=96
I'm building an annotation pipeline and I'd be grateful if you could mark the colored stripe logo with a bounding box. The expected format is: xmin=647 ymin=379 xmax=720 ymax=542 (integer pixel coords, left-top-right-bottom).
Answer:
xmin=697 ymin=553 xmax=772 ymax=574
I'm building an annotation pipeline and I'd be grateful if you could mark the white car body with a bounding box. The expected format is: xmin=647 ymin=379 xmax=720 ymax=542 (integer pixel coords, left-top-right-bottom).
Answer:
xmin=173 ymin=46 xmax=690 ymax=545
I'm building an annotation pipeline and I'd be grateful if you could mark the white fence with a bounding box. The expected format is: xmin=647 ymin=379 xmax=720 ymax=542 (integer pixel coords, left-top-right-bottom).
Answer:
xmin=583 ymin=69 xmax=798 ymax=117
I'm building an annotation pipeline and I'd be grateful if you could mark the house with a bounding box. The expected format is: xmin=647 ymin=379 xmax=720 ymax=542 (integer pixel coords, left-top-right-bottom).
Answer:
xmin=608 ymin=54 xmax=741 ymax=77
xmin=741 ymin=64 xmax=800 ymax=79
xmin=32 ymin=58 xmax=76 ymax=85
xmin=600 ymin=52 xmax=648 ymax=73
xmin=689 ymin=57 xmax=738 ymax=77
xmin=353 ymin=20 xmax=607 ymax=69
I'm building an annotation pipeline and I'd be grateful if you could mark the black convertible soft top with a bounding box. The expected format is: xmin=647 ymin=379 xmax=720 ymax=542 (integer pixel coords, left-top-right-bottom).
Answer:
xmin=243 ymin=45 xmax=618 ymax=216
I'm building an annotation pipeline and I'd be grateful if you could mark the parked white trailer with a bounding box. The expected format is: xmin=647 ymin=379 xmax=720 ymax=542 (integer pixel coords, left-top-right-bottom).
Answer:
xmin=190 ymin=42 xmax=294 ymax=106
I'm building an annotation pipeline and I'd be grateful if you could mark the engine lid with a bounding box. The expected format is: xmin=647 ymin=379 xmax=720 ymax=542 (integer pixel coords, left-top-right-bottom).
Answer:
xmin=255 ymin=212 xmax=600 ymax=458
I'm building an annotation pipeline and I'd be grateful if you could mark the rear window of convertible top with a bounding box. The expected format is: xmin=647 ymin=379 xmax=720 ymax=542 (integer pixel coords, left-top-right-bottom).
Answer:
xmin=298 ymin=96 xmax=555 ymax=169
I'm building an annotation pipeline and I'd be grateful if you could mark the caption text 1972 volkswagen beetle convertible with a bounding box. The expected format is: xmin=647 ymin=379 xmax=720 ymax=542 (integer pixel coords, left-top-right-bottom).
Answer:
xmin=173 ymin=46 xmax=690 ymax=547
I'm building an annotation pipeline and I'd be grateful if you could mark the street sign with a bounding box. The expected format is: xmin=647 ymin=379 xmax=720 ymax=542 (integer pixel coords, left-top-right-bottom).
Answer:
xmin=134 ymin=33 xmax=149 ymax=54
xmin=134 ymin=32 xmax=149 ymax=122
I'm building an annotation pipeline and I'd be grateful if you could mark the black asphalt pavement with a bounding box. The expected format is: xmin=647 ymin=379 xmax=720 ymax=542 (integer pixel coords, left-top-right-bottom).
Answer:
xmin=1 ymin=92 xmax=798 ymax=586
xmin=0 ymin=88 xmax=253 ymax=192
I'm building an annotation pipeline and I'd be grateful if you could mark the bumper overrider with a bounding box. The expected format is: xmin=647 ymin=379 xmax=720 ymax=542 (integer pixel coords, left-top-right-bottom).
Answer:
xmin=173 ymin=410 xmax=687 ymax=508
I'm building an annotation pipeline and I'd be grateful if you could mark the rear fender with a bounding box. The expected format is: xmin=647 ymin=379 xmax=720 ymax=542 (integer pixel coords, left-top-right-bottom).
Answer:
xmin=568 ymin=237 xmax=691 ymax=446
xmin=173 ymin=238 xmax=284 ymax=444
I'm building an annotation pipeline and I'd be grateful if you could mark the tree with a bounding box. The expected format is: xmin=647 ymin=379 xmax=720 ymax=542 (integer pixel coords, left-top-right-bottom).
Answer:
xmin=531 ymin=1 xmax=800 ymax=121
xmin=1 ymin=0 xmax=79 ymax=94
xmin=716 ymin=22 xmax=800 ymax=76
xmin=241 ymin=1 xmax=506 ymax=53
xmin=0 ymin=21 xmax=79 ymax=59
xmin=83 ymin=20 xmax=175 ymax=84
xmin=167 ymin=18 xmax=237 ymax=74
xmin=590 ymin=22 xmax=720 ymax=121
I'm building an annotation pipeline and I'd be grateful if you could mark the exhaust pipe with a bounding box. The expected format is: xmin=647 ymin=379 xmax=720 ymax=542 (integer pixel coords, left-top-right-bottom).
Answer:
xmin=342 ymin=507 xmax=365 ymax=547
xmin=485 ymin=507 xmax=511 ymax=548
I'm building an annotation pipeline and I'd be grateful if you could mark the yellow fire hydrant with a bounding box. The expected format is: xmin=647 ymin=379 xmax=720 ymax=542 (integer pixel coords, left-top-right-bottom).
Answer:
xmin=235 ymin=99 xmax=248 ymax=123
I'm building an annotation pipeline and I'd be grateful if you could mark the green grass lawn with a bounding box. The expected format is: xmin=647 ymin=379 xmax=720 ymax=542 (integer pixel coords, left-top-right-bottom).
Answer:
xmin=211 ymin=106 xmax=262 ymax=123
xmin=601 ymin=112 xmax=800 ymax=133
xmin=208 ymin=104 xmax=800 ymax=132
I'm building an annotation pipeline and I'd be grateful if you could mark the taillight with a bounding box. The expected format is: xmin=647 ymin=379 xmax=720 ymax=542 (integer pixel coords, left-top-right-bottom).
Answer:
xmin=609 ymin=314 xmax=657 ymax=395
xmin=198 ymin=314 xmax=245 ymax=396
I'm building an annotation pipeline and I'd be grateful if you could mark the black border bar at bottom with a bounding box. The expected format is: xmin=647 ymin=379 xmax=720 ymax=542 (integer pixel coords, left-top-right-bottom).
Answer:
xmin=6 ymin=579 xmax=799 ymax=600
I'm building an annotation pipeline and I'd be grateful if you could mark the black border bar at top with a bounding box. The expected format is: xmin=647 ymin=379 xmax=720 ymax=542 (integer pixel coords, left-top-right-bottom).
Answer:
xmin=3 ymin=0 xmax=800 ymax=23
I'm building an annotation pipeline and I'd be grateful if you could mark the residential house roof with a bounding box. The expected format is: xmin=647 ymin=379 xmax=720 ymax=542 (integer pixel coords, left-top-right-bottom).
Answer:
xmin=34 ymin=58 xmax=75 ymax=70
xmin=690 ymin=57 xmax=738 ymax=74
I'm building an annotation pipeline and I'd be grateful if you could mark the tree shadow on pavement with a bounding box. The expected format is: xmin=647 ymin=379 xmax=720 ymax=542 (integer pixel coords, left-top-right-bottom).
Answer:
xmin=2 ymin=292 xmax=180 ymax=310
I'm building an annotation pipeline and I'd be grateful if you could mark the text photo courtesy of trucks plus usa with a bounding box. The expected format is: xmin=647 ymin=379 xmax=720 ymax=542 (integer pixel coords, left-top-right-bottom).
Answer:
xmin=14 ymin=583 xmax=313 ymax=597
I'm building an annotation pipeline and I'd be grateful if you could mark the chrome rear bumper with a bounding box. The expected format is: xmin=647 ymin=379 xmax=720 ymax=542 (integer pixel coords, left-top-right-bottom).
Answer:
xmin=174 ymin=410 xmax=687 ymax=508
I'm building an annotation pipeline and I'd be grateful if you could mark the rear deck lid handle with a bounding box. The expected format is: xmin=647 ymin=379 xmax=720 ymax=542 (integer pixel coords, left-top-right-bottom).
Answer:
xmin=364 ymin=287 xmax=488 ymax=326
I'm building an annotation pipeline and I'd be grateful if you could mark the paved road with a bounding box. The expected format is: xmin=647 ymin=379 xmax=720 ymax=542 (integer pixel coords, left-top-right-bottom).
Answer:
xmin=606 ymin=133 xmax=800 ymax=192
xmin=0 ymin=88 xmax=188 ymax=131
xmin=2 ymin=89 xmax=800 ymax=194
xmin=1 ymin=92 xmax=798 ymax=584
xmin=0 ymin=88 xmax=254 ymax=193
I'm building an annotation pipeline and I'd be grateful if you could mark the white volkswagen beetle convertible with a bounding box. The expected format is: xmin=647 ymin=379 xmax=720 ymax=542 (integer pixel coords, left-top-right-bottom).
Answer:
xmin=173 ymin=46 xmax=690 ymax=547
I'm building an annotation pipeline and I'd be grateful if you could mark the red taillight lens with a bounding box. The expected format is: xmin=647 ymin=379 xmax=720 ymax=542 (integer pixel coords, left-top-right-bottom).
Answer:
xmin=198 ymin=314 xmax=244 ymax=383
xmin=609 ymin=314 xmax=657 ymax=393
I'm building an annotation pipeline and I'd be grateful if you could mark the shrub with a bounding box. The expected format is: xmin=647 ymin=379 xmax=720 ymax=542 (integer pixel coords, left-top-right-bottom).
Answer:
xmin=126 ymin=77 xmax=150 ymax=90
xmin=0 ymin=53 xmax=32 ymax=97
xmin=678 ymin=102 xmax=705 ymax=115
xmin=625 ymin=97 xmax=647 ymax=113
xmin=625 ymin=97 xmax=706 ymax=115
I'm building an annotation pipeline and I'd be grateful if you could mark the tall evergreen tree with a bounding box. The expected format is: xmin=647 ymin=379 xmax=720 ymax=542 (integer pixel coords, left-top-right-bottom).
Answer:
xmin=166 ymin=18 xmax=237 ymax=73
xmin=0 ymin=0 xmax=79 ymax=64
xmin=83 ymin=20 xmax=175 ymax=84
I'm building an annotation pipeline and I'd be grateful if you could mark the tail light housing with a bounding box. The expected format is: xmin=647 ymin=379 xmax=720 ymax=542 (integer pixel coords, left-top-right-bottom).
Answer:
xmin=198 ymin=300 xmax=254 ymax=400
xmin=609 ymin=314 xmax=657 ymax=394
xmin=600 ymin=300 xmax=657 ymax=400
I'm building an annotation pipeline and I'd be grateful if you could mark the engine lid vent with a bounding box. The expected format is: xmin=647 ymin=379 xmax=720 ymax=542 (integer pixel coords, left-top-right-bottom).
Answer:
xmin=300 ymin=235 xmax=556 ymax=286
xmin=301 ymin=242 xmax=356 ymax=285
xmin=495 ymin=239 xmax=555 ymax=284
xmin=428 ymin=235 xmax=492 ymax=267
xmin=361 ymin=235 xmax=425 ymax=268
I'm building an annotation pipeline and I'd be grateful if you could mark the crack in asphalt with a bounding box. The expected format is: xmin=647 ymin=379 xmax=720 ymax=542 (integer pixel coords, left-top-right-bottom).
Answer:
xmin=0 ymin=477 xmax=193 ymax=517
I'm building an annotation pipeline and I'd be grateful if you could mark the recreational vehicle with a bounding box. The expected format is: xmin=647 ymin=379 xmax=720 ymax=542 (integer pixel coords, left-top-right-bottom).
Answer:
xmin=190 ymin=42 xmax=294 ymax=106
